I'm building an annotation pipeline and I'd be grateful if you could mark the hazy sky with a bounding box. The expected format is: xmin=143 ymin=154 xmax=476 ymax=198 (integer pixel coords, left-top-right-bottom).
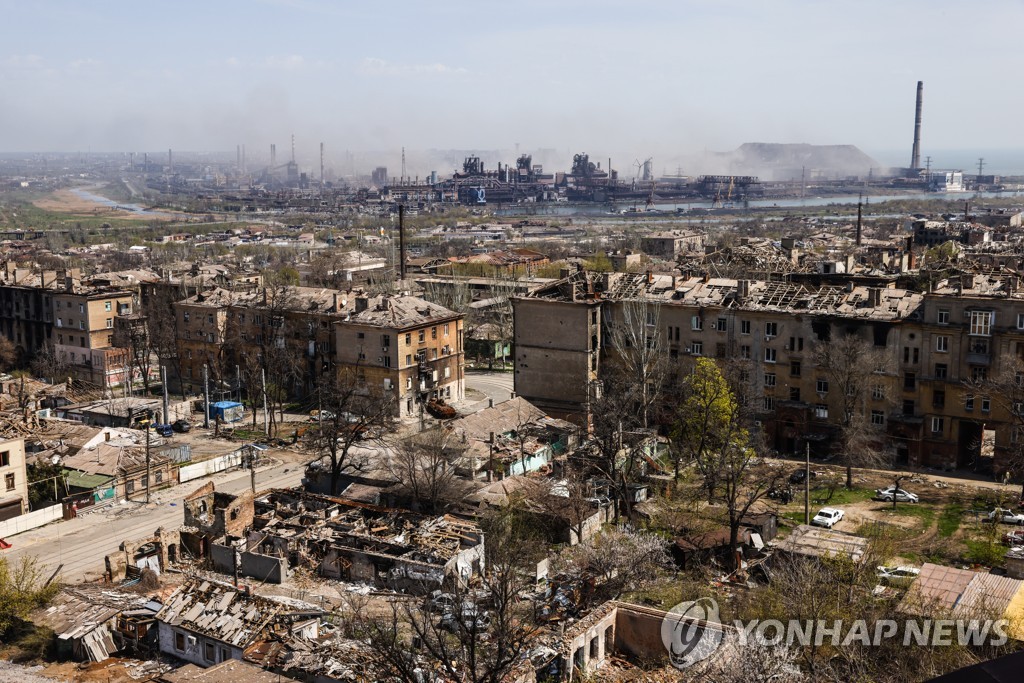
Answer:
xmin=2 ymin=0 xmax=1023 ymax=171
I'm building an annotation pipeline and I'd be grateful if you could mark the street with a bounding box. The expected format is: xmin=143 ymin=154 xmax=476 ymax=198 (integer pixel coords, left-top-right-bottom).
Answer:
xmin=4 ymin=374 xmax=515 ymax=584
xmin=4 ymin=449 xmax=306 ymax=584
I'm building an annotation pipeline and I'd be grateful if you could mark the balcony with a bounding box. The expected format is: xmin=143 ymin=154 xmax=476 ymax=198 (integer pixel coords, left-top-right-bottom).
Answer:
xmin=966 ymin=352 xmax=991 ymax=366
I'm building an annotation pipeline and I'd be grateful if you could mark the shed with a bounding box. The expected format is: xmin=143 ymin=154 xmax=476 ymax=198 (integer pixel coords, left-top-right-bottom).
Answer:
xmin=210 ymin=401 xmax=244 ymax=423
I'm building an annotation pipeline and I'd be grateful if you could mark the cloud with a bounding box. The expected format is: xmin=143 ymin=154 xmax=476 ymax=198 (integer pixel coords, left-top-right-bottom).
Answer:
xmin=68 ymin=58 xmax=101 ymax=70
xmin=1 ymin=54 xmax=44 ymax=69
xmin=358 ymin=57 xmax=467 ymax=76
xmin=264 ymin=54 xmax=306 ymax=69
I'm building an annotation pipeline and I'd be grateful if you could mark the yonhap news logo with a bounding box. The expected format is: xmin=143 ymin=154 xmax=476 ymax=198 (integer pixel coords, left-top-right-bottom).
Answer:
xmin=660 ymin=597 xmax=725 ymax=670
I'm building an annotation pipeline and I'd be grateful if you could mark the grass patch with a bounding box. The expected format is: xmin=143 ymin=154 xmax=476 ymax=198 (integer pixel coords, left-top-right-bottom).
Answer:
xmin=963 ymin=539 xmax=1005 ymax=567
xmin=876 ymin=502 xmax=936 ymax=527
xmin=938 ymin=502 xmax=964 ymax=538
xmin=806 ymin=486 xmax=876 ymax=506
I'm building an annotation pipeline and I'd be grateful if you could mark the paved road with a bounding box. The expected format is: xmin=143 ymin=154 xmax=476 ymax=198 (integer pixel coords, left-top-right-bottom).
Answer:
xmin=464 ymin=372 xmax=515 ymax=412
xmin=3 ymin=450 xmax=306 ymax=584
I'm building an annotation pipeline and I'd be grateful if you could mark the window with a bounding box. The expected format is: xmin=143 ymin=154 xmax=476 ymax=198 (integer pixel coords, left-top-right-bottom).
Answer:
xmin=383 ymin=356 xmax=391 ymax=368
xmin=972 ymin=367 xmax=988 ymax=382
xmin=790 ymin=387 xmax=801 ymax=401
xmin=444 ymin=323 xmax=449 ymax=336
xmin=937 ymin=309 xmax=950 ymax=324
xmin=740 ymin=345 xmax=751 ymax=359
xmin=935 ymin=336 xmax=949 ymax=352
xmin=183 ymin=311 xmax=190 ymax=322
xmin=407 ymin=377 xmax=412 ymax=390
xmin=0 ymin=451 xmax=7 ymax=467
xmin=406 ymin=354 xmax=412 ymax=366
xmin=155 ymin=470 xmax=163 ymax=484
xmin=175 ymin=633 xmax=185 ymax=652
xmin=382 ymin=334 xmax=391 ymax=347
xmin=790 ymin=360 xmax=801 ymax=377
xmin=965 ymin=394 xmax=975 ymax=411
xmin=690 ymin=341 xmax=703 ymax=356
xmin=384 ymin=378 xmax=392 ymax=390
xmin=126 ymin=480 xmax=135 ymax=494
xmin=931 ymin=417 xmax=944 ymax=434
xmin=935 ymin=363 xmax=947 ymax=379
xmin=904 ymin=373 xmax=916 ymax=391
xmin=764 ymin=373 xmax=776 ymax=387
xmin=871 ymin=410 xmax=885 ymax=426
xmin=763 ymin=397 xmax=775 ymax=411
xmin=444 ymin=366 xmax=451 ymax=378
xmin=79 ymin=303 xmax=84 ymax=313
xmin=970 ymin=310 xmax=994 ymax=336
xmin=764 ymin=348 xmax=777 ymax=363
xmin=79 ymin=320 xmax=85 ymax=330
xmin=4 ymin=473 xmax=13 ymax=491
xmin=357 ymin=332 xmax=365 ymax=339
xmin=815 ymin=404 xmax=829 ymax=419
xmin=933 ymin=389 xmax=945 ymax=409
xmin=982 ymin=396 xmax=991 ymax=413
xmin=903 ymin=347 xmax=919 ymax=363
xmin=715 ymin=318 xmax=727 ymax=331
xmin=1018 ymin=313 xmax=1024 ymax=330
xmin=740 ymin=320 xmax=751 ymax=335
xmin=765 ymin=322 xmax=778 ymax=337
xmin=405 ymin=333 xmax=411 ymax=345
xmin=645 ymin=312 xmax=656 ymax=327
xmin=789 ymin=336 xmax=804 ymax=351
xmin=431 ymin=326 xmax=437 ymax=339
xmin=816 ymin=379 xmax=829 ymax=394
xmin=691 ymin=315 xmax=703 ymax=331
xmin=104 ymin=301 xmax=111 ymax=311
xmin=205 ymin=642 xmax=216 ymax=662
xmin=902 ymin=399 xmax=915 ymax=415
xmin=418 ymin=330 xmax=425 ymax=343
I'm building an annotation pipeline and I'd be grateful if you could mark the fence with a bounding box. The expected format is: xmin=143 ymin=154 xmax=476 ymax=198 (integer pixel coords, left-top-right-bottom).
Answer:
xmin=0 ymin=504 xmax=63 ymax=538
xmin=178 ymin=448 xmax=245 ymax=483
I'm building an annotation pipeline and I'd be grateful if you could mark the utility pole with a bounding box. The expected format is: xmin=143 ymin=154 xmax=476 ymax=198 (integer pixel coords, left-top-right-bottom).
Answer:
xmin=161 ymin=366 xmax=169 ymax=426
xmin=804 ymin=441 xmax=811 ymax=525
xmin=249 ymin=445 xmax=257 ymax=493
xmin=145 ymin=424 xmax=151 ymax=503
xmin=261 ymin=368 xmax=269 ymax=435
xmin=202 ymin=364 xmax=210 ymax=429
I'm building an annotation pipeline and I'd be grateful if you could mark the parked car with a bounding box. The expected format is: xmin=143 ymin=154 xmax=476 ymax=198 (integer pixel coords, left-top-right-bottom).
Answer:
xmin=811 ymin=507 xmax=845 ymax=528
xmin=789 ymin=469 xmax=817 ymax=485
xmin=439 ymin=606 xmax=491 ymax=633
xmin=876 ymin=565 xmax=920 ymax=586
xmin=428 ymin=591 xmax=459 ymax=614
xmin=172 ymin=419 xmax=191 ymax=433
xmin=875 ymin=487 xmax=920 ymax=503
xmin=153 ymin=423 xmax=173 ymax=438
xmin=1004 ymin=529 xmax=1024 ymax=546
xmin=767 ymin=486 xmax=794 ymax=504
xmin=989 ymin=508 xmax=1024 ymax=525
xmin=309 ymin=409 xmax=336 ymax=423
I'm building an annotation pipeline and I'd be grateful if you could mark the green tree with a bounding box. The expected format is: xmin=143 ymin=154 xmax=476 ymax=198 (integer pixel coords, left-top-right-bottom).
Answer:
xmin=26 ymin=460 xmax=64 ymax=510
xmin=0 ymin=556 xmax=61 ymax=636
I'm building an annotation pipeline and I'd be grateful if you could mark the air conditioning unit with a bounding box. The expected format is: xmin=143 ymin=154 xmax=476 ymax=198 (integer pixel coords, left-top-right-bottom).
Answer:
xmin=784 ymin=344 xmax=790 ymax=351
xmin=377 ymin=357 xmax=384 ymax=363
xmin=754 ymin=420 xmax=763 ymax=427
xmin=765 ymin=336 xmax=772 ymax=342
xmin=382 ymin=347 xmax=389 ymax=353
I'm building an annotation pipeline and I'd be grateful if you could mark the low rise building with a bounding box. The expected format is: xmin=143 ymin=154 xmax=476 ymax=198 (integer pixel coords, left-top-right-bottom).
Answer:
xmin=0 ymin=437 xmax=27 ymax=520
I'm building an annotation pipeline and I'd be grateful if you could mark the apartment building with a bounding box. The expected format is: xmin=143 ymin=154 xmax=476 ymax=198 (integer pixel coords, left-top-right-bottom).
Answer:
xmin=0 ymin=264 xmax=64 ymax=360
xmin=335 ymin=294 xmax=464 ymax=417
xmin=175 ymin=287 xmax=464 ymax=417
xmin=0 ymin=437 xmax=28 ymax=521
xmin=514 ymin=271 xmax=1024 ymax=475
xmin=53 ymin=284 xmax=136 ymax=388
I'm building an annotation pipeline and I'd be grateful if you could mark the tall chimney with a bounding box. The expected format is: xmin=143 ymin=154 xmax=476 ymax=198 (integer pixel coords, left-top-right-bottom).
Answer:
xmin=856 ymin=200 xmax=863 ymax=246
xmin=910 ymin=81 xmax=923 ymax=170
xmin=398 ymin=204 xmax=407 ymax=281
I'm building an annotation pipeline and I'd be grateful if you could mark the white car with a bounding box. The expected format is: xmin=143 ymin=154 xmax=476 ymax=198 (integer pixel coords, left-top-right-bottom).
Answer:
xmin=811 ymin=507 xmax=845 ymax=528
xmin=876 ymin=565 xmax=921 ymax=586
xmin=875 ymin=487 xmax=920 ymax=503
xmin=989 ymin=508 xmax=1024 ymax=525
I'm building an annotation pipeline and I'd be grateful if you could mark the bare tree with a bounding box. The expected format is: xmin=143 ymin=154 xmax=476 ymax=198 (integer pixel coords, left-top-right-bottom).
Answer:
xmin=976 ymin=355 xmax=1024 ymax=497
xmin=385 ymin=428 xmax=471 ymax=513
xmin=551 ymin=526 xmax=669 ymax=603
xmin=812 ymin=331 xmax=895 ymax=488
xmin=112 ymin=314 xmax=153 ymax=395
xmin=355 ymin=506 xmax=542 ymax=683
xmin=145 ymin=289 xmax=186 ymax=400
xmin=604 ymin=297 xmax=668 ymax=429
xmin=308 ymin=368 xmax=397 ymax=495
xmin=30 ymin=341 xmax=69 ymax=385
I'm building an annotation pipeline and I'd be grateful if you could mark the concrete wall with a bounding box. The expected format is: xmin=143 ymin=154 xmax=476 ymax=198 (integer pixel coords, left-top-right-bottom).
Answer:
xmin=239 ymin=550 xmax=288 ymax=584
xmin=179 ymin=449 xmax=244 ymax=483
xmin=0 ymin=502 xmax=61 ymax=537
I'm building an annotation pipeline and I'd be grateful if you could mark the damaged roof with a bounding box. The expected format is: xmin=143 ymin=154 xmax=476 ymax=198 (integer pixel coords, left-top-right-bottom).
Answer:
xmin=156 ymin=579 xmax=282 ymax=648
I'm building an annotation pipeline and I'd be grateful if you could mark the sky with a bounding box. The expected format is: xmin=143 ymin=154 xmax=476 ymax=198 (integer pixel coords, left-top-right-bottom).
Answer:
xmin=2 ymin=0 xmax=1023 ymax=173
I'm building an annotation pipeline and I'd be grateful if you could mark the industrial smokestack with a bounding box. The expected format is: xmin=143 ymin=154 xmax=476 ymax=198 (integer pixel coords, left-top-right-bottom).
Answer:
xmin=270 ymin=143 xmax=276 ymax=168
xmin=910 ymin=81 xmax=923 ymax=170
xmin=168 ymin=148 xmax=173 ymax=172
xmin=398 ymin=204 xmax=407 ymax=281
